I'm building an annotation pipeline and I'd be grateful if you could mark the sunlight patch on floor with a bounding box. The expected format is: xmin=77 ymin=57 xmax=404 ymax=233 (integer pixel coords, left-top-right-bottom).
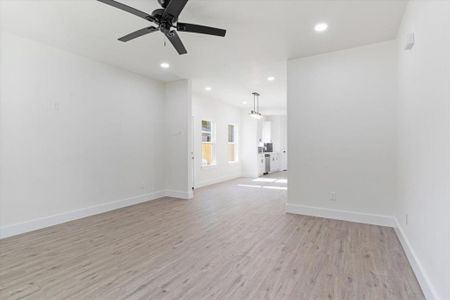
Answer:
xmin=237 ymin=184 xmax=287 ymax=190
xmin=238 ymin=184 xmax=263 ymax=188
xmin=263 ymin=186 xmax=287 ymax=190
xmin=252 ymin=178 xmax=276 ymax=183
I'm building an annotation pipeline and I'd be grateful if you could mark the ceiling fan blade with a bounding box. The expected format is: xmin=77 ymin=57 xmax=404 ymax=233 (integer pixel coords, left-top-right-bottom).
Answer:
xmin=177 ymin=22 xmax=226 ymax=37
xmin=118 ymin=26 xmax=158 ymax=42
xmin=162 ymin=0 xmax=188 ymax=21
xmin=165 ymin=31 xmax=187 ymax=55
xmin=97 ymin=0 xmax=155 ymax=22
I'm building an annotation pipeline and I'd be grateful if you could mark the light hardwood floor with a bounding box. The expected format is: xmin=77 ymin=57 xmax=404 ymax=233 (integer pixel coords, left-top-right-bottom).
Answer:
xmin=0 ymin=172 xmax=424 ymax=299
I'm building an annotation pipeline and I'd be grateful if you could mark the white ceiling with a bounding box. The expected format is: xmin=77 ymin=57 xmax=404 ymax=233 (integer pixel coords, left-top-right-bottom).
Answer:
xmin=0 ymin=0 xmax=407 ymax=111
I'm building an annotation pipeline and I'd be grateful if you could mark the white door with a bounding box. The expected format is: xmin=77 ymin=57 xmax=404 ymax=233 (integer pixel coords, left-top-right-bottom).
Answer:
xmin=191 ymin=116 xmax=195 ymax=189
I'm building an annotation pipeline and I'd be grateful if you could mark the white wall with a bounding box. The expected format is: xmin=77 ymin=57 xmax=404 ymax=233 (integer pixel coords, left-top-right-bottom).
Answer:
xmin=240 ymin=111 xmax=261 ymax=178
xmin=0 ymin=32 xmax=167 ymax=235
xmin=164 ymin=80 xmax=193 ymax=197
xmin=396 ymin=1 xmax=450 ymax=299
xmin=287 ymin=41 xmax=398 ymax=224
xmin=192 ymin=94 xmax=241 ymax=187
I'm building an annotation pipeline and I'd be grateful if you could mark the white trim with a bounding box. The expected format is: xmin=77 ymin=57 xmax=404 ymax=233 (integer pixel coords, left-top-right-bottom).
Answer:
xmin=195 ymin=174 xmax=241 ymax=188
xmin=0 ymin=191 xmax=166 ymax=239
xmin=0 ymin=189 xmax=196 ymax=239
xmin=165 ymin=189 xmax=193 ymax=199
xmin=285 ymin=203 xmax=395 ymax=227
xmin=201 ymin=162 xmax=217 ymax=168
xmin=394 ymin=218 xmax=437 ymax=300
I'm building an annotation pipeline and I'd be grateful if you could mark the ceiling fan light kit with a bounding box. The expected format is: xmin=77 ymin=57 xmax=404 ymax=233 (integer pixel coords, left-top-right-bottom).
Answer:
xmin=97 ymin=0 xmax=227 ymax=55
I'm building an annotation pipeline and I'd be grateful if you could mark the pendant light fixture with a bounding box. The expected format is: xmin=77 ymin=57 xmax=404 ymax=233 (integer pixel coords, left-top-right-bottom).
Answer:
xmin=249 ymin=92 xmax=263 ymax=120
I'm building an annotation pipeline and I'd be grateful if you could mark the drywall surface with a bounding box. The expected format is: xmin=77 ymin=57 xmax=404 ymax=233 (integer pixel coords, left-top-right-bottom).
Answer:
xmin=396 ymin=1 xmax=450 ymax=299
xmin=164 ymin=80 xmax=193 ymax=197
xmin=0 ymin=32 xmax=166 ymax=229
xmin=287 ymin=41 xmax=398 ymax=217
xmin=192 ymin=94 xmax=241 ymax=187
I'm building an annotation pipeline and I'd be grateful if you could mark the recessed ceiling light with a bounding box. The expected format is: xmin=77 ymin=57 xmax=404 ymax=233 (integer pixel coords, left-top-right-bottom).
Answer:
xmin=205 ymin=86 xmax=212 ymax=91
xmin=314 ymin=23 xmax=328 ymax=32
xmin=160 ymin=62 xmax=170 ymax=69
xmin=267 ymin=76 xmax=275 ymax=81
xmin=242 ymin=101 xmax=247 ymax=105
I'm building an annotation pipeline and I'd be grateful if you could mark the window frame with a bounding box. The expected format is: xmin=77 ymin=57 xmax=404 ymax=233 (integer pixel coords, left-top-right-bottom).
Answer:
xmin=201 ymin=119 xmax=217 ymax=167
xmin=227 ymin=123 xmax=238 ymax=163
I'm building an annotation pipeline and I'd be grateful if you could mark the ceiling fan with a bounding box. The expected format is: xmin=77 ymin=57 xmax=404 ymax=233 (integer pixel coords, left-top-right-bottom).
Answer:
xmin=97 ymin=0 xmax=227 ymax=55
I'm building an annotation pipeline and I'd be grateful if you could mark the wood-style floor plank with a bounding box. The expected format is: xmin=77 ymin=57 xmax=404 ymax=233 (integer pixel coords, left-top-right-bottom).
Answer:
xmin=0 ymin=172 xmax=424 ymax=299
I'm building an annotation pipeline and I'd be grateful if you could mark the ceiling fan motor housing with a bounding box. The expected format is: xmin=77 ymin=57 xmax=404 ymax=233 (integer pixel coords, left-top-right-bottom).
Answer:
xmin=152 ymin=8 xmax=177 ymax=28
xmin=151 ymin=8 xmax=165 ymax=20
xmin=158 ymin=0 xmax=169 ymax=8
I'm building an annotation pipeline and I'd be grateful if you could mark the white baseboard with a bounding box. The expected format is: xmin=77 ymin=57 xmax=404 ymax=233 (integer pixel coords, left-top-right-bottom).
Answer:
xmin=165 ymin=189 xmax=193 ymax=199
xmin=394 ymin=218 xmax=437 ymax=300
xmin=0 ymin=189 xmax=194 ymax=239
xmin=195 ymin=174 xmax=241 ymax=188
xmin=285 ymin=203 xmax=395 ymax=227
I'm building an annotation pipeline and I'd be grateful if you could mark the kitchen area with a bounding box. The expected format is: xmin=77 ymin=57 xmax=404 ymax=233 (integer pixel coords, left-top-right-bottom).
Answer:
xmin=257 ymin=115 xmax=288 ymax=176
xmin=240 ymin=111 xmax=287 ymax=179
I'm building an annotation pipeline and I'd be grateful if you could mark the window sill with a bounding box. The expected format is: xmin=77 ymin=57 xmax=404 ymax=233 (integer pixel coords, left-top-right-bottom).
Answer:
xmin=201 ymin=163 xmax=217 ymax=169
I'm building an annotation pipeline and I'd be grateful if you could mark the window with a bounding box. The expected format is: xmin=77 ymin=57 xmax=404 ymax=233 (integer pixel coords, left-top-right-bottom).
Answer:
xmin=201 ymin=120 xmax=216 ymax=166
xmin=228 ymin=124 xmax=238 ymax=163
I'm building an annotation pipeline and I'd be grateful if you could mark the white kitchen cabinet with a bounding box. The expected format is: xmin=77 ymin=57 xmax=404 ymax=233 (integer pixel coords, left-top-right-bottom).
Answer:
xmin=257 ymin=153 xmax=265 ymax=176
xmin=270 ymin=152 xmax=281 ymax=173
